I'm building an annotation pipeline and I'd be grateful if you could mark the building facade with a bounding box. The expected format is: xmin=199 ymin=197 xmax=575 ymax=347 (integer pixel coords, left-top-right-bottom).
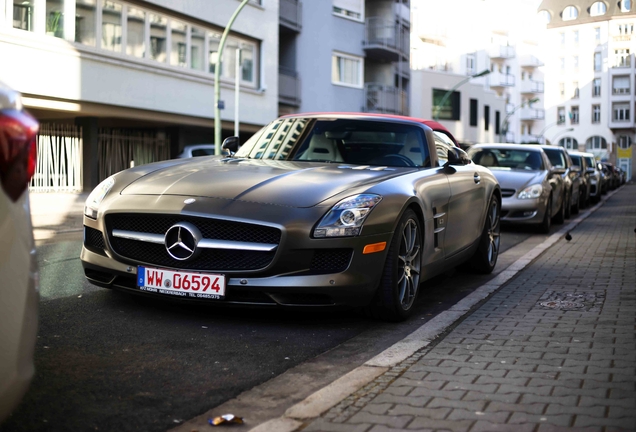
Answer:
xmin=539 ymin=0 xmax=635 ymax=180
xmin=278 ymin=0 xmax=410 ymax=117
xmin=409 ymin=0 xmax=545 ymax=146
xmin=1 ymin=0 xmax=278 ymax=191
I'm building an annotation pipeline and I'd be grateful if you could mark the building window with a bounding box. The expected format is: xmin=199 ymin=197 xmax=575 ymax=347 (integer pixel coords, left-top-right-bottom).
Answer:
xmin=573 ymin=30 xmax=579 ymax=44
xmin=149 ymin=14 xmax=167 ymax=62
xmin=470 ymin=99 xmax=478 ymax=127
xmin=591 ymin=2 xmax=607 ymax=16
xmin=562 ymin=5 xmax=578 ymax=21
xmin=45 ymin=0 xmax=65 ymax=38
xmin=559 ymin=137 xmax=578 ymax=150
xmin=594 ymin=52 xmax=602 ymax=71
xmin=558 ymin=107 xmax=566 ymax=124
xmin=593 ymin=78 xmax=602 ymax=96
xmin=538 ymin=10 xmax=551 ymax=24
xmin=622 ymin=0 xmax=632 ymax=12
xmin=13 ymin=0 xmax=35 ymax=31
xmin=573 ymin=56 xmax=579 ymax=70
xmin=570 ymin=106 xmax=579 ymax=124
xmin=101 ymin=1 xmax=123 ymax=51
xmin=126 ymin=7 xmax=145 ymax=58
xmin=573 ymin=81 xmax=579 ymax=98
xmin=615 ymin=49 xmax=631 ymax=67
xmin=432 ymin=89 xmax=461 ymax=121
xmin=484 ymin=105 xmax=490 ymax=131
xmin=618 ymin=135 xmax=632 ymax=148
xmin=76 ymin=0 xmax=97 ymax=46
xmin=333 ymin=0 xmax=363 ymax=21
xmin=466 ymin=53 xmax=476 ymax=75
xmin=560 ymin=32 xmax=565 ymax=44
xmin=559 ymin=82 xmax=565 ymax=97
xmin=332 ymin=52 xmax=363 ymax=88
xmin=587 ymin=136 xmax=607 ymax=149
xmin=595 ymin=27 xmax=601 ymax=42
xmin=592 ymin=104 xmax=601 ymax=123
xmin=612 ymin=76 xmax=630 ymax=94
xmin=560 ymin=57 xmax=566 ymax=70
xmin=613 ymin=103 xmax=630 ymax=121
xmin=495 ymin=111 xmax=501 ymax=134
xmin=209 ymin=34 xmax=259 ymax=85
xmin=169 ymin=20 xmax=187 ymax=67
xmin=191 ymin=27 xmax=205 ymax=71
xmin=618 ymin=23 xmax=634 ymax=34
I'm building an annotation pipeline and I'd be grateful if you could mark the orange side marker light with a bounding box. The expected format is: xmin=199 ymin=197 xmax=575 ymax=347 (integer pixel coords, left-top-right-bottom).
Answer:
xmin=363 ymin=242 xmax=387 ymax=254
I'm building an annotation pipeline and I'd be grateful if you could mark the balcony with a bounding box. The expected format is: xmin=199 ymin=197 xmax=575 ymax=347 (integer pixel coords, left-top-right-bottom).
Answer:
xmin=520 ymin=79 xmax=544 ymax=94
xmin=489 ymin=71 xmax=515 ymax=87
xmin=489 ymin=45 xmax=516 ymax=59
xmin=364 ymin=83 xmax=408 ymax=115
xmin=278 ymin=67 xmax=301 ymax=106
xmin=392 ymin=61 xmax=410 ymax=78
xmin=519 ymin=108 xmax=545 ymax=120
xmin=613 ymin=57 xmax=632 ymax=68
xmin=279 ymin=0 xmax=302 ymax=32
xmin=613 ymin=35 xmax=634 ymax=42
xmin=519 ymin=55 xmax=544 ymax=68
xmin=520 ymin=133 xmax=540 ymax=143
xmin=363 ymin=17 xmax=409 ymax=62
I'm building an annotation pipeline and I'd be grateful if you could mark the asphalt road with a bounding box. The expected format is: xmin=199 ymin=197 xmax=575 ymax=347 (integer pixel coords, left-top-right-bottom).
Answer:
xmin=1 ymin=224 xmax=559 ymax=432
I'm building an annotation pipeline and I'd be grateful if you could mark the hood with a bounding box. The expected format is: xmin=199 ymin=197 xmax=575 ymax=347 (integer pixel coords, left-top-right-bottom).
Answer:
xmin=488 ymin=168 xmax=546 ymax=192
xmin=120 ymin=158 xmax=411 ymax=207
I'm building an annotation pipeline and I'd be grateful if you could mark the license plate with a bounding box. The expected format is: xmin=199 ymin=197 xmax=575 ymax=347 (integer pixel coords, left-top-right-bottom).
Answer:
xmin=137 ymin=266 xmax=226 ymax=300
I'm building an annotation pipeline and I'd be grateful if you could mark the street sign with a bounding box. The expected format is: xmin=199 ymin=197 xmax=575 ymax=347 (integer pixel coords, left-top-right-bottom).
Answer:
xmin=217 ymin=100 xmax=225 ymax=110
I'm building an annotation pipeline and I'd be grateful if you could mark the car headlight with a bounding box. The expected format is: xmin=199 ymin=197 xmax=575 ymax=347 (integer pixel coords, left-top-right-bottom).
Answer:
xmin=84 ymin=176 xmax=115 ymax=219
xmin=517 ymin=184 xmax=542 ymax=200
xmin=313 ymin=194 xmax=382 ymax=238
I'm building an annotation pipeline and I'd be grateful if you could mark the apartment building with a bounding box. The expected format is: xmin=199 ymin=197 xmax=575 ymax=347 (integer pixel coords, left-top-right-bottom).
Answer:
xmin=1 ymin=0 xmax=278 ymax=191
xmin=539 ymin=0 xmax=635 ymax=180
xmin=278 ymin=0 xmax=410 ymax=117
xmin=409 ymin=0 xmax=545 ymax=146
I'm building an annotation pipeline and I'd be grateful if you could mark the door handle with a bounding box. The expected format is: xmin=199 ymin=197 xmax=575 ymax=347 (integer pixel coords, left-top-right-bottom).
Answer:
xmin=474 ymin=173 xmax=481 ymax=184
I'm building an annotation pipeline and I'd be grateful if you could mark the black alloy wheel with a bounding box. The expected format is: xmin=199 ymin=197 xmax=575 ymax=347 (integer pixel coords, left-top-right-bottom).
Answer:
xmin=538 ymin=196 xmax=552 ymax=234
xmin=469 ymin=195 xmax=501 ymax=274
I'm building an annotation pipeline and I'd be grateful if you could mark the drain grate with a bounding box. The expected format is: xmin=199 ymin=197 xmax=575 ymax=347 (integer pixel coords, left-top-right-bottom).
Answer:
xmin=537 ymin=291 xmax=605 ymax=312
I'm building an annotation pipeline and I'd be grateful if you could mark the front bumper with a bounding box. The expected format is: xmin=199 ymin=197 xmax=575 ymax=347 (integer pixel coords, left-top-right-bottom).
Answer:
xmin=500 ymin=196 xmax=547 ymax=225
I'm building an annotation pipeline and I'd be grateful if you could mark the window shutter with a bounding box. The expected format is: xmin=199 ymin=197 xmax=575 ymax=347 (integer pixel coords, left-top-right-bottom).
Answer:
xmin=333 ymin=0 xmax=363 ymax=17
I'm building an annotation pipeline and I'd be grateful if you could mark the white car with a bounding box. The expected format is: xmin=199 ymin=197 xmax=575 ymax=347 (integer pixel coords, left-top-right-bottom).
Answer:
xmin=0 ymin=81 xmax=39 ymax=423
xmin=177 ymin=144 xmax=216 ymax=158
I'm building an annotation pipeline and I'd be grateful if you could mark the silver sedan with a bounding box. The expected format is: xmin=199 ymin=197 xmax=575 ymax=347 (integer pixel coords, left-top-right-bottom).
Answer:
xmin=467 ymin=144 xmax=565 ymax=233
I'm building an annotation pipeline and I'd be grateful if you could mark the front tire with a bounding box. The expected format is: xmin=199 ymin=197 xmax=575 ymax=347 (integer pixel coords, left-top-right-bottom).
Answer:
xmin=538 ymin=196 xmax=552 ymax=234
xmin=366 ymin=209 xmax=421 ymax=322
xmin=469 ymin=195 xmax=500 ymax=274
xmin=552 ymin=193 xmax=566 ymax=225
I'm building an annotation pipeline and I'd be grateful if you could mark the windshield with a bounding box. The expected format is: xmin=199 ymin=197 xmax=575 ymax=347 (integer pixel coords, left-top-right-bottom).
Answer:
xmin=584 ymin=156 xmax=595 ymax=169
xmin=542 ymin=148 xmax=566 ymax=168
xmin=468 ymin=148 xmax=544 ymax=171
xmin=235 ymin=118 xmax=431 ymax=167
xmin=570 ymin=154 xmax=582 ymax=168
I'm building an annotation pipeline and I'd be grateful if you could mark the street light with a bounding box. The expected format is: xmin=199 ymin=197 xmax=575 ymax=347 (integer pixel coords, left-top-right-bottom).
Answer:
xmin=433 ymin=69 xmax=491 ymax=121
xmin=214 ymin=0 xmax=250 ymax=155
xmin=499 ymin=97 xmax=540 ymax=143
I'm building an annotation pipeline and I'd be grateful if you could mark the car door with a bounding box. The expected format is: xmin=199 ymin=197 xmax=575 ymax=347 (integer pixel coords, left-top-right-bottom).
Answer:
xmin=434 ymin=131 xmax=486 ymax=258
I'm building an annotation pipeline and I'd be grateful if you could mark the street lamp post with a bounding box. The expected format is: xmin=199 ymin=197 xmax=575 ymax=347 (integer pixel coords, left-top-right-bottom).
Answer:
xmin=499 ymin=97 xmax=540 ymax=143
xmin=214 ymin=0 xmax=250 ymax=155
xmin=433 ymin=69 xmax=491 ymax=121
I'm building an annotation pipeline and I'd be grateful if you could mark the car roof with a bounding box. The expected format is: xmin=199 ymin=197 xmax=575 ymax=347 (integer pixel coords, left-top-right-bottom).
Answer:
xmin=471 ymin=143 xmax=545 ymax=152
xmin=278 ymin=112 xmax=458 ymax=145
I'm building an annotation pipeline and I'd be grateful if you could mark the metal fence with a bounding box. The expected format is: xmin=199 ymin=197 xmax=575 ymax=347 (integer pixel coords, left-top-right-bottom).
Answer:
xmin=30 ymin=124 xmax=83 ymax=192
xmin=98 ymin=129 xmax=170 ymax=181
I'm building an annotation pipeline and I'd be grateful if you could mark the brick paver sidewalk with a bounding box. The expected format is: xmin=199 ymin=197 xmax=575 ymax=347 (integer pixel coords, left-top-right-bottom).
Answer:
xmin=304 ymin=184 xmax=636 ymax=432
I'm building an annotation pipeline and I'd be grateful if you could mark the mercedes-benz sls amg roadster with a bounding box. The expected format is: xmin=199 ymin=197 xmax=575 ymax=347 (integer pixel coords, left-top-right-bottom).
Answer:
xmin=81 ymin=113 xmax=501 ymax=321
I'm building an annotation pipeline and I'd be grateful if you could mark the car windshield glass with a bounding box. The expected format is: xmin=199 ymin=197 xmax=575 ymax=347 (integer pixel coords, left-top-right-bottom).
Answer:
xmin=468 ymin=148 xmax=543 ymax=170
xmin=584 ymin=156 xmax=595 ymax=168
xmin=570 ymin=155 xmax=582 ymax=167
xmin=542 ymin=148 xmax=566 ymax=168
xmin=236 ymin=118 xmax=431 ymax=167
xmin=192 ymin=148 xmax=216 ymax=157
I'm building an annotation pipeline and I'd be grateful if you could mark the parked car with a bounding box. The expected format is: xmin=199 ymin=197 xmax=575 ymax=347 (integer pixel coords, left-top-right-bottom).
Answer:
xmin=583 ymin=153 xmax=602 ymax=203
xmin=81 ymin=113 xmax=500 ymax=321
xmin=568 ymin=151 xmax=592 ymax=208
xmin=177 ymin=144 xmax=216 ymax=158
xmin=597 ymin=162 xmax=609 ymax=195
xmin=540 ymin=145 xmax=581 ymax=216
xmin=468 ymin=144 xmax=565 ymax=233
xmin=602 ymin=162 xmax=620 ymax=190
xmin=0 ymin=81 xmax=39 ymax=423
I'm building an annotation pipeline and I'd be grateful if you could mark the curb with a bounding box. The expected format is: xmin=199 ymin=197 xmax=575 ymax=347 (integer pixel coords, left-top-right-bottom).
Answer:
xmin=247 ymin=187 xmax=622 ymax=432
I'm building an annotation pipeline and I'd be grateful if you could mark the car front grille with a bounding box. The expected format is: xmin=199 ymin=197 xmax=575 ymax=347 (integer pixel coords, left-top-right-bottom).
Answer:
xmin=105 ymin=214 xmax=281 ymax=271
xmin=84 ymin=226 xmax=106 ymax=255
xmin=310 ymin=249 xmax=353 ymax=274
xmin=501 ymin=189 xmax=516 ymax=198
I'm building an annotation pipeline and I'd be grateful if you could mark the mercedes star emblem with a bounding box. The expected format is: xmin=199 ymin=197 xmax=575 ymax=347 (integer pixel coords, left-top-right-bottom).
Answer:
xmin=164 ymin=222 xmax=202 ymax=261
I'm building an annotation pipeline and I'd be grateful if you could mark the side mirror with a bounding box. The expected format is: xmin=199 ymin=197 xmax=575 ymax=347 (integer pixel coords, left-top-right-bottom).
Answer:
xmin=571 ymin=165 xmax=581 ymax=173
xmin=222 ymin=136 xmax=239 ymax=156
xmin=552 ymin=167 xmax=567 ymax=175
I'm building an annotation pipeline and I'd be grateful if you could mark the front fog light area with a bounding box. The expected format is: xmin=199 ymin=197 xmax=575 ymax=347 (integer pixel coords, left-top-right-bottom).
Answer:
xmin=314 ymin=194 xmax=382 ymax=238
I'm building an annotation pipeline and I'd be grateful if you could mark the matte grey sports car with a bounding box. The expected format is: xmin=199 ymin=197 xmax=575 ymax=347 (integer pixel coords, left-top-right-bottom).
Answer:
xmin=81 ymin=113 xmax=501 ymax=321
